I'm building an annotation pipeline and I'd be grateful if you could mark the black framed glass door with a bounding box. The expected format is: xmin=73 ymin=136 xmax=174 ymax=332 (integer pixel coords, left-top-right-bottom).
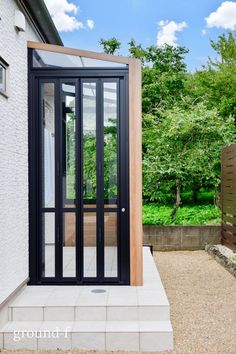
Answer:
xmin=29 ymin=70 xmax=129 ymax=285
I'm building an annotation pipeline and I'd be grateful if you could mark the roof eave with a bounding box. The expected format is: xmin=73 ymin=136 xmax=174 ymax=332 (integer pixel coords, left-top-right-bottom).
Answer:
xmin=18 ymin=0 xmax=63 ymax=46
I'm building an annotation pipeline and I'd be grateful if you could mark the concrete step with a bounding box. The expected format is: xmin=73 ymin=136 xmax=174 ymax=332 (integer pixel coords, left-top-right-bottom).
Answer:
xmin=0 ymin=320 xmax=173 ymax=352
xmin=9 ymin=302 xmax=170 ymax=322
xmin=8 ymin=262 xmax=170 ymax=322
xmin=0 ymin=248 xmax=174 ymax=351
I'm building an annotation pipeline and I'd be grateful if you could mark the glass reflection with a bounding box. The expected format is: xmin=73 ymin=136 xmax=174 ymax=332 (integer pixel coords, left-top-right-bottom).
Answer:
xmin=83 ymin=212 xmax=97 ymax=277
xmin=104 ymin=212 xmax=117 ymax=277
xmin=63 ymin=213 xmax=76 ymax=277
xmin=42 ymin=213 xmax=55 ymax=277
xmin=83 ymin=82 xmax=96 ymax=202
xmin=103 ymin=82 xmax=118 ymax=204
xmin=33 ymin=49 xmax=127 ymax=68
xmin=42 ymin=83 xmax=55 ymax=208
xmin=62 ymin=83 xmax=76 ymax=207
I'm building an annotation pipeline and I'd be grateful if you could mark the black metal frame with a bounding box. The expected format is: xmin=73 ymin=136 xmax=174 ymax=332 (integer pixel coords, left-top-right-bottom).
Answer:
xmin=28 ymin=49 xmax=130 ymax=285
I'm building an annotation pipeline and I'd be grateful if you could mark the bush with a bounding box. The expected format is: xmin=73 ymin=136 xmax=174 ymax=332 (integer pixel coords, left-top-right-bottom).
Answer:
xmin=142 ymin=203 xmax=221 ymax=225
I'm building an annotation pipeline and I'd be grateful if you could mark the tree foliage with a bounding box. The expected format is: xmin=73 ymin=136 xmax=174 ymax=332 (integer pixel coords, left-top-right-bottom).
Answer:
xmin=188 ymin=32 xmax=236 ymax=120
xmin=128 ymin=40 xmax=189 ymax=114
xmin=99 ymin=37 xmax=121 ymax=55
xmin=143 ymin=104 xmax=235 ymax=212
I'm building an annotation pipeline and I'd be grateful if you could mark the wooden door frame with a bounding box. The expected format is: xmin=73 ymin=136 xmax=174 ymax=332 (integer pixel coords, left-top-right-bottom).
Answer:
xmin=27 ymin=41 xmax=143 ymax=286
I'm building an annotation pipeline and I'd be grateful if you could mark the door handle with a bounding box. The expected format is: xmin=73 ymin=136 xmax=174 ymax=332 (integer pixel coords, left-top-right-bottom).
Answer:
xmin=121 ymin=208 xmax=125 ymax=213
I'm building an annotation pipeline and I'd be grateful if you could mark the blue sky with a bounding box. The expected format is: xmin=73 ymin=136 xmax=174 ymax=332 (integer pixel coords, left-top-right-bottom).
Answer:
xmin=45 ymin=0 xmax=236 ymax=71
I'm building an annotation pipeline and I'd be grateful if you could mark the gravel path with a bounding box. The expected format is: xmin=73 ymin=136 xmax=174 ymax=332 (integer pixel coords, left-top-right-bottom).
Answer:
xmin=154 ymin=250 xmax=236 ymax=354
xmin=2 ymin=250 xmax=236 ymax=354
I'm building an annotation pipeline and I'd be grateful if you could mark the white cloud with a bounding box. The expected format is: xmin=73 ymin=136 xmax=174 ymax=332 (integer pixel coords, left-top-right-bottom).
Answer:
xmin=205 ymin=1 xmax=236 ymax=30
xmin=44 ymin=0 xmax=84 ymax=32
xmin=157 ymin=20 xmax=187 ymax=47
xmin=202 ymin=29 xmax=207 ymax=35
xmin=87 ymin=19 xmax=94 ymax=30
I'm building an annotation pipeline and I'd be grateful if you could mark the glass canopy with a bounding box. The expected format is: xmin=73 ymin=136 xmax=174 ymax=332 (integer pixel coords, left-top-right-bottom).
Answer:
xmin=32 ymin=49 xmax=127 ymax=68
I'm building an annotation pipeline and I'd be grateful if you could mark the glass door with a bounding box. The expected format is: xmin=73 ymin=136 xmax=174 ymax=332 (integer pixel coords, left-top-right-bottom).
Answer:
xmin=82 ymin=79 xmax=119 ymax=280
xmin=32 ymin=73 xmax=129 ymax=285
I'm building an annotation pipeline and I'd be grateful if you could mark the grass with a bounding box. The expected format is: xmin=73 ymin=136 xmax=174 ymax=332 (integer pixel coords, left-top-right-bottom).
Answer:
xmin=151 ymin=190 xmax=216 ymax=205
xmin=143 ymin=189 xmax=221 ymax=225
xmin=143 ymin=204 xmax=221 ymax=225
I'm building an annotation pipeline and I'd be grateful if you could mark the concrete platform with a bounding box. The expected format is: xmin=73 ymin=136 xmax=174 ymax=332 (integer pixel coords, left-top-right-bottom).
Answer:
xmin=0 ymin=247 xmax=173 ymax=351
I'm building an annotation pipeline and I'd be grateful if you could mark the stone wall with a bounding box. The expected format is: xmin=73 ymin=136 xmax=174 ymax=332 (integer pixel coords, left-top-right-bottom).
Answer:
xmin=143 ymin=225 xmax=221 ymax=251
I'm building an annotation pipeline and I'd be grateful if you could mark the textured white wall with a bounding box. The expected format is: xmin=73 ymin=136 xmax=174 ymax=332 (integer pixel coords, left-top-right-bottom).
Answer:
xmin=0 ymin=0 xmax=41 ymax=303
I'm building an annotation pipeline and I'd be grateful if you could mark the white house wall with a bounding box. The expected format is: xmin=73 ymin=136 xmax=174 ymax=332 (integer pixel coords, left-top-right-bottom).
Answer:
xmin=0 ymin=0 xmax=41 ymax=304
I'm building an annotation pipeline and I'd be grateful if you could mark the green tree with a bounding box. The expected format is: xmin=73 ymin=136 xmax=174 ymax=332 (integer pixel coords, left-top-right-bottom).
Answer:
xmin=188 ymin=32 xmax=236 ymax=121
xmin=128 ymin=40 xmax=189 ymax=114
xmin=99 ymin=37 xmax=121 ymax=55
xmin=143 ymin=103 xmax=235 ymax=218
xmin=128 ymin=39 xmax=147 ymax=63
xmin=210 ymin=32 xmax=236 ymax=66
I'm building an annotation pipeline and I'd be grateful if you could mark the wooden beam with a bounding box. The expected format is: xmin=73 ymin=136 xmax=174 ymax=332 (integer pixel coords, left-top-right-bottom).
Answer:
xmin=27 ymin=41 xmax=131 ymax=65
xmin=221 ymin=144 xmax=236 ymax=250
xmin=129 ymin=58 xmax=143 ymax=286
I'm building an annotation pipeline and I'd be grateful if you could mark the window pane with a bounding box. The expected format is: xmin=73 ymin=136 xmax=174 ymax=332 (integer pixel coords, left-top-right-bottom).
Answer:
xmin=42 ymin=213 xmax=55 ymax=277
xmin=62 ymin=83 xmax=76 ymax=207
xmin=84 ymin=212 xmax=96 ymax=277
xmin=63 ymin=213 xmax=76 ymax=277
xmin=83 ymin=82 xmax=96 ymax=203
xmin=103 ymin=82 xmax=118 ymax=205
xmin=104 ymin=212 xmax=118 ymax=278
xmin=42 ymin=83 xmax=55 ymax=208
xmin=33 ymin=49 xmax=127 ymax=68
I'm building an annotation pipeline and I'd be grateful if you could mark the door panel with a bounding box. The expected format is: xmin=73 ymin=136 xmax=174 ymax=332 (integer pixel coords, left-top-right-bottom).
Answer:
xmin=40 ymin=82 xmax=56 ymax=279
xmin=103 ymin=81 xmax=119 ymax=278
xmin=82 ymin=81 xmax=97 ymax=278
xmin=61 ymin=81 xmax=77 ymax=279
xmin=31 ymin=72 xmax=129 ymax=285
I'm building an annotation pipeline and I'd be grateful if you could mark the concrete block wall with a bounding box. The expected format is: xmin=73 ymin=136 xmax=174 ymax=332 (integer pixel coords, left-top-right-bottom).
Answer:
xmin=0 ymin=0 xmax=41 ymax=304
xmin=143 ymin=225 xmax=221 ymax=251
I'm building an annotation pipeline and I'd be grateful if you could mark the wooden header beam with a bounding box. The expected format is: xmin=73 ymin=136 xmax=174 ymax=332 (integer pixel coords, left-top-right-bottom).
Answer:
xmin=27 ymin=41 xmax=133 ymax=65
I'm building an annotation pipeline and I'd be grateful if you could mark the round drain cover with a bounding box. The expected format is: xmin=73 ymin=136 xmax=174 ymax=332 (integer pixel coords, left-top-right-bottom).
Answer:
xmin=91 ymin=289 xmax=106 ymax=293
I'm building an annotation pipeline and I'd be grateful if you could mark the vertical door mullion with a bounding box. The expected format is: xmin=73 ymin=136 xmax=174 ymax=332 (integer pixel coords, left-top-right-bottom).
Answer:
xmin=117 ymin=78 xmax=122 ymax=282
xmin=103 ymin=78 xmax=121 ymax=282
xmin=37 ymin=78 xmax=43 ymax=282
xmin=76 ymin=78 xmax=83 ymax=282
xmin=96 ymin=79 xmax=104 ymax=280
xmin=55 ymin=79 xmax=62 ymax=280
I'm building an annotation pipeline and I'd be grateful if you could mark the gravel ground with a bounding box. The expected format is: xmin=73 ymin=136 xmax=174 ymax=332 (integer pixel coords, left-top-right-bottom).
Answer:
xmin=2 ymin=250 xmax=236 ymax=354
xmin=154 ymin=250 xmax=236 ymax=354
